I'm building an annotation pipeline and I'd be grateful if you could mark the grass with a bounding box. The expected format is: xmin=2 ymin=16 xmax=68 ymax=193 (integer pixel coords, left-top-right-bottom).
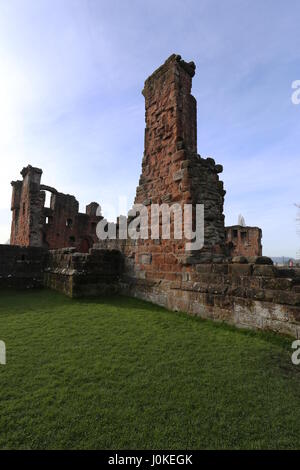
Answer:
xmin=0 ymin=288 xmax=300 ymax=449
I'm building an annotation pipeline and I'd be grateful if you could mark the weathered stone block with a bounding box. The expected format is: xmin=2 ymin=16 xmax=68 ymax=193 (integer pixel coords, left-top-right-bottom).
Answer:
xmin=262 ymin=277 xmax=293 ymax=290
xmin=232 ymin=256 xmax=248 ymax=264
xmin=247 ymin=256 xmax=273 ymax=265
xmin=212 ymin=263 xmax=229 ymax=274
xmin=139 ymin=254 xmax=152 ymax=265
xmin=253 ymin=265 xmax=276 ymax=277
xmin=229 ymin=264 xmax=252 ymax=277
xmin=272 ymin=291 xmax=300 ymax=306
xmin=195 ymin=264 xmax=212 ymax=273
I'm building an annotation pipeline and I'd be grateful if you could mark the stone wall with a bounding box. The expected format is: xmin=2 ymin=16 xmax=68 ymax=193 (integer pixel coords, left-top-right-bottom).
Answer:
xmin=0 ymin=245 xmax=47 ymax=289
xmin=44 ymin=247 xmax=124 ymax=297
xmin=10 ymin=166 xmax=102 ymax=253
xmin=124 ymin=54 xmax=226 ymax=289
xmin=94 ymin=54 xmax=300 ymax=337
xmin=226 ymin=225 xmax=262 ymax=257
xmin=11 ymin=166 xmax=44 ymax=247
xmin=87 ymin=55 xmax=300 ymax=337
xmin=5 ymin=54 xmax=300 ymax=339
xmin=0 ymin=243 xmax=123 ymax=297
xmin=119 ymin=255 xmax=300 ymax=337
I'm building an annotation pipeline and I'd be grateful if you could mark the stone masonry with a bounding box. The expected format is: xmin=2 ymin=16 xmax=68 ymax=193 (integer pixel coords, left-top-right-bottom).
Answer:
xmin=128 ymin=54 xmax=226 ymax=286
xmin=0 ymin=245 xmax=47 ymax=289
xmin=4 ymin=54 xmax=300 ymax=338
xmin=226 ymin=225 xmax=262 ymax=257
xmin=10 ymin=166 xmax=102 ymax=253
xmin=44 ymin=247 xmax=123 ymax=297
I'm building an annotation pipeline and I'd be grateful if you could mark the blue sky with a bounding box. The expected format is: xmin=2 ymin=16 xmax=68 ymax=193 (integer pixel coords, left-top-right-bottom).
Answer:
xmin=0 ymin=0 xmax=299 ymax=257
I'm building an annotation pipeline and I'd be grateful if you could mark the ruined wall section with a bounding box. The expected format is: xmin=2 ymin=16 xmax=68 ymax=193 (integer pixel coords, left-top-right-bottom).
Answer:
xmin=10 ymin=166 xmax=44 ymax=247
xmin=226 ymin=225 xmax=262 ymax=257
xmin=0 ymin=245 xmax=47 ymax=289
xmin=42 ymin=191 xmax=101 ymax=252
xmin=10 ymin=180 xmax=23 ymax=244
xmin=92 ymin=55 xmax=300 ymax=337
xmin=10 ymin=166 xmax=102 ymax=252
xmin=121 ymin=256 xmax=300 ymax=338
xmin=126 ymin=54 xmax=226 ymax=284
xmin=8 ymin=54 xmax=300 ymax=338
xmin=44 ymin=247 xmax=123 ymax=297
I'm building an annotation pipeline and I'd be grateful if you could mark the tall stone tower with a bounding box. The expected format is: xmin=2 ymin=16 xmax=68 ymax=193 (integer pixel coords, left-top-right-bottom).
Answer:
xmin=10 ymin=165 xmax=44 ymax=247
xmin=134 ymin=54 xmax=226 ymax=264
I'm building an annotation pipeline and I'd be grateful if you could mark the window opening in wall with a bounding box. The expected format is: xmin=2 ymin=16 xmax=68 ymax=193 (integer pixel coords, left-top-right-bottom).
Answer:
xmin=44 ymin=191 xmax=51 ymax=208
xmin=241 ymin=231 xmax=247 ymax=241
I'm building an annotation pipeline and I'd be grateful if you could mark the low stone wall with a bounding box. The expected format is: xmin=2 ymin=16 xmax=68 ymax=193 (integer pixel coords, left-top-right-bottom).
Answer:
xmin=3 ymin=242 xmax=300 ymax=338
xmin=120 ymin=256 xmax=300 ymax=337
xmin=44 ymin=248 xmax=124 ymax=297
xmin=0 ymin=245 xmax=47 ymax=289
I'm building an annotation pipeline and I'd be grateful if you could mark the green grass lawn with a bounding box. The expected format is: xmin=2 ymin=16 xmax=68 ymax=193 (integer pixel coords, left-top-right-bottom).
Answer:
xmin=0 ymin=288 xmax=300 ymax=449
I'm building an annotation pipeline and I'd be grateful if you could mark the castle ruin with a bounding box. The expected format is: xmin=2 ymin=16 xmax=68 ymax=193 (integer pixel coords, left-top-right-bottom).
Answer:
xmin=2 ymin=54 xmax=300 ymax=337
xmin=10 ymin=166 xmax=102 ymax=253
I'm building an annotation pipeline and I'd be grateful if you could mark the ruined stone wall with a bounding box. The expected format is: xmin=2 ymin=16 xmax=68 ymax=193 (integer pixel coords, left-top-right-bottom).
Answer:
xmin=125 ymin=54 xmax=226 ymax=286
xmin=0 ymin=245 xmax=47 ymax=289
xmin=11 ymin=166 xmax=44 ymax=247
xmin=96 ymin=55 xmax=300 ymax=337
xmin=226 ymin=225 xmax=262 ymax=257
xmin=44 ymin=247 xmax=123 ymax=297
xmin=10 ymin=167 xmax=102 ymax=253
xmin=121 ymin=256 xmax=300 ymax=337
xmin=6 ymin=54 xmax=300 ymax=338
xmin=42 ymin=190 xmax=101 ymax=253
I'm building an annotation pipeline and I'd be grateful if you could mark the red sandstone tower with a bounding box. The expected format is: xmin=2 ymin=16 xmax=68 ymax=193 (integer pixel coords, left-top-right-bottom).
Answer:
xmin=11 ymin=166 xmax=44 ymax=247
xmin=10 ymin=55 xmax=227 ymax=265
xmin=134 ymin=54 xmax=226 ymax=265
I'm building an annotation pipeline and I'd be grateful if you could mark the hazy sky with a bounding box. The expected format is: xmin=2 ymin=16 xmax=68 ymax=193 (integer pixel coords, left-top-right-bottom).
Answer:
xmin=0 ymin=0 xmax=299 ymax=257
